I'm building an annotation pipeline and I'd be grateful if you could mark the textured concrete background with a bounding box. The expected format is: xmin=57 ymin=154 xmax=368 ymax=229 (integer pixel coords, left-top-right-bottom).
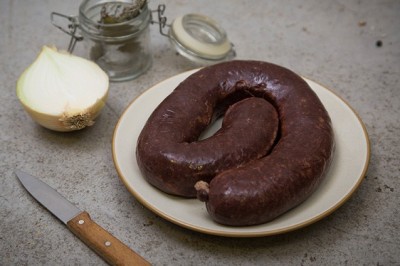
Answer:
xmin=1 ymin=0 xmax=399 ymax=265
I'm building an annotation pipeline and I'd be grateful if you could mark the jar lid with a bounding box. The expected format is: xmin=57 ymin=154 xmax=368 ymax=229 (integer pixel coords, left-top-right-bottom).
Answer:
xmin=169 ymin=13 xmax=234 ymax=64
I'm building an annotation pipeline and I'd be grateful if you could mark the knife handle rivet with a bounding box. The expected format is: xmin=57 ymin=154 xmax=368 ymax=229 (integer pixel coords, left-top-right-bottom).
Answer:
xmin=105 ymin=241 xmax=111 ymax=247
xmin=78 ymin=219 xmax=85 ymax=225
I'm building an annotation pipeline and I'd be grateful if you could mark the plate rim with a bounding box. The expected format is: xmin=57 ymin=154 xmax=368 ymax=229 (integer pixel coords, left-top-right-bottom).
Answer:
xmin=112 ymin=69 xmax=371 ymax=237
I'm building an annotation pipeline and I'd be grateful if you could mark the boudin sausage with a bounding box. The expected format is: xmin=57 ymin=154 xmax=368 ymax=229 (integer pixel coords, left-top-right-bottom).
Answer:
xmin=137 ymin=96 xmax=279 ymax=197
xmin=136 ymin=60 xmax=334 ymax=226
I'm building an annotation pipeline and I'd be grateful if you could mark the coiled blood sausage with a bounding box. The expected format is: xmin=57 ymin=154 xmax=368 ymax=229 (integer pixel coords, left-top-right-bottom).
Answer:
xmin=136 ymin=60 xmax=334 ymax=226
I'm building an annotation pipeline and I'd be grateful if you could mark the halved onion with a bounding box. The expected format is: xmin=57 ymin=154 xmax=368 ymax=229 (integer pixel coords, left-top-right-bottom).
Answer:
xmin=16 ymin=46 xmax=109 ymax=132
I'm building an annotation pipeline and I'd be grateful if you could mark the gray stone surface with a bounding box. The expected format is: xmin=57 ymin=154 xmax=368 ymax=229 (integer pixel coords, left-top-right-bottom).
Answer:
xmin=1 ymin=0 xmax=399 ymax=265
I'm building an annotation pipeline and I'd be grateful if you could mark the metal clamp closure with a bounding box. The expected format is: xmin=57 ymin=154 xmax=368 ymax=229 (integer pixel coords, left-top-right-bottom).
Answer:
xmin=151 ymin=4 xmax=170 ymax=37
xmin=50 ymin=12 xmax=83 ymax=53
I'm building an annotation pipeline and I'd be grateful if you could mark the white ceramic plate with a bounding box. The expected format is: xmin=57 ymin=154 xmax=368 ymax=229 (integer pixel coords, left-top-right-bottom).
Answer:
xmin=112 ymin=69 xmax=370 ymax=237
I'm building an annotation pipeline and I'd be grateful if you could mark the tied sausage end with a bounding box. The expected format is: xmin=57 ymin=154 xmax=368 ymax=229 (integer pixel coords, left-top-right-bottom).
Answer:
xmin=195 ymin=181 xmax=210 ymax=202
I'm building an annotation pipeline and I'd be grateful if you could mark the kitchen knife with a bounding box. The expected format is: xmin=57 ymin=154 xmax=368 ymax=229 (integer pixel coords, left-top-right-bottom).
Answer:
xmin=15 ymin=169 xmax=150 ymax=266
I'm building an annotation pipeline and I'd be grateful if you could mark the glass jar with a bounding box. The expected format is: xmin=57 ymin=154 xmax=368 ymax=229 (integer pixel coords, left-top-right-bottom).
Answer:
xmin=53 ymin=0 xmax=152 ymax=82
xmin=79 ymin=0 xmax=152 ymax=82
xmin=51 ymin=2 xmax=235 ymax=82
xmin=168 ymin=13 xmax=235 ymax=66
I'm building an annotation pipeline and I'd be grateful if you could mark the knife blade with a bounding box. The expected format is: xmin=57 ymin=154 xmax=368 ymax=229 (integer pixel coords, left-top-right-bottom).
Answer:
xmin=15 ymin=170 xmax=150 ymax=266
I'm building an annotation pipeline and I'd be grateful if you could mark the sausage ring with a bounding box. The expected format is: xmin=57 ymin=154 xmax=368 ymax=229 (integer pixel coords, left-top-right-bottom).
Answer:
xmin=136 ymin=60 xmax=334 ymax=226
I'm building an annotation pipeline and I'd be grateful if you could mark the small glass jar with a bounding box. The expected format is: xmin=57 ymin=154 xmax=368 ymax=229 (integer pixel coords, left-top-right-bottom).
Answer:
xmin=79 ymin=0 xmax=152 ymax=82
xmin=168 ymin=13 xmax=235 ymax=66
xmin=53 ymin=0 xmax=152 ymax=82
xmin=51 ymin=2 xmax=235 ymax=82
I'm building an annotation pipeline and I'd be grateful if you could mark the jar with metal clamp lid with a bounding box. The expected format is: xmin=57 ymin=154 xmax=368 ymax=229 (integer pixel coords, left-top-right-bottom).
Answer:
xmin=52 ymin=0 xmax=152 ymax=82
xmin=51 ymin=1 xmax=235 ymax=82
xmin=152 ymin=4 xmax=236 ymax=66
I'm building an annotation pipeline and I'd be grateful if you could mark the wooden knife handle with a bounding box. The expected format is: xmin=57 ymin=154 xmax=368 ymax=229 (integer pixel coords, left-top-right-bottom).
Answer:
xmin=67 ymin=211 xmax=150 ymax=266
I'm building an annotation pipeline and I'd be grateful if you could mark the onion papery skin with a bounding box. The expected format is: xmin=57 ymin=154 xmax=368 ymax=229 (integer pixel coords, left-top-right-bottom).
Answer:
xmin=18 ymin=93 xmax=108 ymax=132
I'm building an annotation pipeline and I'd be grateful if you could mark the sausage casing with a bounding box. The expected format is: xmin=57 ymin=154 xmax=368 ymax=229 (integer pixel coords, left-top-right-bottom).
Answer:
xmin=136 ymin=60 xmax=334 ymax=225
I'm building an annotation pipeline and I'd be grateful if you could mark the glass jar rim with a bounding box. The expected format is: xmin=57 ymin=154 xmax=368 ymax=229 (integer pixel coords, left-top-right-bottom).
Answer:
xmin=78 ymin=0 xmax=150 ymax=39
xmin=169 ymin=13 xmax=234 ymax=61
